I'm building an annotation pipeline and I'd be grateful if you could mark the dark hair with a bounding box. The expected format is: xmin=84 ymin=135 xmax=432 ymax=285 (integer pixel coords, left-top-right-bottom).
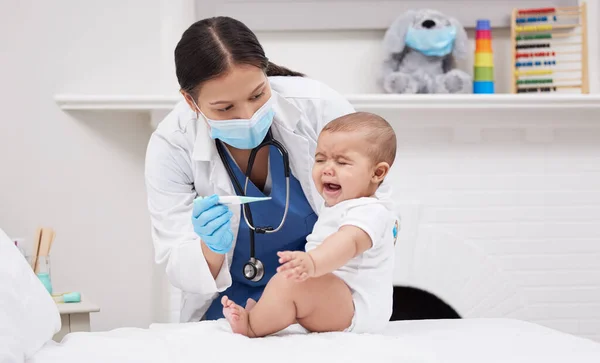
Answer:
xmin=175 ymin=16 xmax=304 ymax=97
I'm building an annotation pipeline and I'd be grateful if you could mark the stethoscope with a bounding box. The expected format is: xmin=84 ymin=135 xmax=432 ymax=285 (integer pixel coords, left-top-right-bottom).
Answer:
xmin=215 ymin=130 xmax=290 ymax=282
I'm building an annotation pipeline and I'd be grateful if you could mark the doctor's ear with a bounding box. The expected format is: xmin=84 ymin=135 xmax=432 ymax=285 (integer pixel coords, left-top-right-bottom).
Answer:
xmin=181 ymin=90 xmax=199 ymax=113
xmin=372 ymin=162 xmax=390 ymax=184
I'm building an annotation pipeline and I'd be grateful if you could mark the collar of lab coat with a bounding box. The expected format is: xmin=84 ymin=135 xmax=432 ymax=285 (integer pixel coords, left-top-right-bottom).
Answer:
xmin=191 ymin=90 xmax=301 ymax=161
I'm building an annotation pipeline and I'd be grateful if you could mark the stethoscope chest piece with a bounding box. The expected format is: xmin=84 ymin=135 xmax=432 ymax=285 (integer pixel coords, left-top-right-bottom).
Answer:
xmin=243 ymin=257 xmax=264 ymax=282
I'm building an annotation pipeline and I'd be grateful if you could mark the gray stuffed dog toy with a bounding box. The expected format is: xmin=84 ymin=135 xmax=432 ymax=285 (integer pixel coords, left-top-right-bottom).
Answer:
xmin=381 ymin=9 xmax=472 ymax=94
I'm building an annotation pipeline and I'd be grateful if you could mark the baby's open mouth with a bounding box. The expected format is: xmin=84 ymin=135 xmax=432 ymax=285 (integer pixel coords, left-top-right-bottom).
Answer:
xmin=324 ymin=183 xmax=341 ymax=192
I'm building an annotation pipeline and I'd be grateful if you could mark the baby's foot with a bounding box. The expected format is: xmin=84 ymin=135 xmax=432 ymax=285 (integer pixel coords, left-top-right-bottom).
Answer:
xmin=222 ymin=296 xmax=251 ymax=336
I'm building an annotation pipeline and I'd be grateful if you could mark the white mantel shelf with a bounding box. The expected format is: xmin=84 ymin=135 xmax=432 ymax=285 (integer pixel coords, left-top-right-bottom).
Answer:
xmin=54 ymin=94 xmax=600 ymax=140
xmin=55 ymin=95 xmax=180 ymax=111
xmin=54 ymin=93 xmax=600 ymax=111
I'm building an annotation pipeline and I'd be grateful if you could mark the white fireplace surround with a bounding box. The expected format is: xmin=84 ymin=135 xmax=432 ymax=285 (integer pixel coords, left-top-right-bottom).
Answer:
xmin=55 ymin=92 xmax=600 ymax=342
xmin=53 ymin=0 xmax=600 ymax=342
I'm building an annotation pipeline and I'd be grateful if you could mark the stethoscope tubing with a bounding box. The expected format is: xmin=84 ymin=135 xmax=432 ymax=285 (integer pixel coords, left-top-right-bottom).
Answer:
xmin=242 ymin=169 xmax=290 ymax=234
xmin=214 ymin=130 xmax=290 ymax=280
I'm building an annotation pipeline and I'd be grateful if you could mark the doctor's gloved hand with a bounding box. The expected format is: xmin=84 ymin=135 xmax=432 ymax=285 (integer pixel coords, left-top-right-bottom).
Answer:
xmin=192 ymin=194 xmax=234 ymax=254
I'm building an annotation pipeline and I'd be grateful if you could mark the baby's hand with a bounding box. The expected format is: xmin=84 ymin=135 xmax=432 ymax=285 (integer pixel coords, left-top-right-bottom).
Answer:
xmin=276 ymin=251 xmax=315 ymax=282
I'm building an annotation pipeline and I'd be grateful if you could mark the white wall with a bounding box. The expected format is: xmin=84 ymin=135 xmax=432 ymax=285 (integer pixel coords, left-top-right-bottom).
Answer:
xmin=1 ymin=0 xmax=599 ymax=340
xmin=0 ymin=0 xmax=162 ymax=331
xmin=587 ymin=0 xmax=600 ymax=92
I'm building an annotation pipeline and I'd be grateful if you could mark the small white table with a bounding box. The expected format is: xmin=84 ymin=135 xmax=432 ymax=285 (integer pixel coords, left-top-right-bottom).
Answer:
xmin=53 ymin=296 xmax=100 ymax=342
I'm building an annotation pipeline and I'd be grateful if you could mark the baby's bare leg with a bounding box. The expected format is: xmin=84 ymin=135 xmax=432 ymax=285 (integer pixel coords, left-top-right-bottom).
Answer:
xmin=293 ymin=273 xmax=354 ymax=333
xmin=223 ymin=271 xmax=354 ymax=337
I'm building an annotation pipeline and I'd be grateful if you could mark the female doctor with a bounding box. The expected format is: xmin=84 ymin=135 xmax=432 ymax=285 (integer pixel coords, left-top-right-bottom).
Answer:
xmin=145 ymin=16 xmax=388 ymax=323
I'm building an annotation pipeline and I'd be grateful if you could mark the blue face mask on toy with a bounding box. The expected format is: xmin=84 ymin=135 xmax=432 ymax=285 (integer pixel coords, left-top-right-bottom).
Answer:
xmin=193 ymin=95 xmax=275 ymax=150
xmin=405 ymin=25 xmax=457 ymax=57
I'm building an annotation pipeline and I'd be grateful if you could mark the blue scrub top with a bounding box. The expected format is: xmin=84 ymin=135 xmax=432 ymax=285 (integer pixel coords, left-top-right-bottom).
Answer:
xmin=204 ymin=144 xmax=317 ymax=320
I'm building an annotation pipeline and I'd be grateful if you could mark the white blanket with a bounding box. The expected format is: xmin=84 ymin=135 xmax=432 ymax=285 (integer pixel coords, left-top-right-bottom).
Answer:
xmin=0 ymin=228 xmax=61 ymax=363
xmin=28 ymin=318 xmax=600 ymax=363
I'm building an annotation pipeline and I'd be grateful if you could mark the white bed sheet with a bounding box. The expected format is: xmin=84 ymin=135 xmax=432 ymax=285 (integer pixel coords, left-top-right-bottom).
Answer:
xmin=28 ymin=318 xmax=600 ymax=363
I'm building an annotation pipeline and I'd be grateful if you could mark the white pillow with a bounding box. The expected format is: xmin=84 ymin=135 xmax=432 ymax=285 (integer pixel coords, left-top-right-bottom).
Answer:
xmin=0 ymin=227 xmax=60 ymax=363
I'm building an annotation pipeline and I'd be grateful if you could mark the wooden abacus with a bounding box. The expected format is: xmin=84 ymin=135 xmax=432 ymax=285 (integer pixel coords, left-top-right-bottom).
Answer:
xmin=510 ymin=3 xmax=589 ymax=94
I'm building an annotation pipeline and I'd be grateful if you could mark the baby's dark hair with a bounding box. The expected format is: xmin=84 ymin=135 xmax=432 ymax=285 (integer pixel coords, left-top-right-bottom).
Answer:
xmin=322 ymin=112 xmax=397 ymax=166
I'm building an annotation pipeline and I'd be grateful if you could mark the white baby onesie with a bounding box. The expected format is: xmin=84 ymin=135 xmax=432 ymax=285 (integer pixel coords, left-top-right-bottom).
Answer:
xmin=305 ymin=197 xmax=398 ymax=333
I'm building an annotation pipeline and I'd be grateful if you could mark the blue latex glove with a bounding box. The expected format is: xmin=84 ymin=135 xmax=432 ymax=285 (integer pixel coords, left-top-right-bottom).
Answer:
xmin=192 ymin=194 xmax=234 ymax=254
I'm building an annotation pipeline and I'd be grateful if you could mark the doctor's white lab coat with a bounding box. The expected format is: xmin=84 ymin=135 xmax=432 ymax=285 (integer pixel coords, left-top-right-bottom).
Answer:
xmin=144 ymin=76 xmax=392 ymax=322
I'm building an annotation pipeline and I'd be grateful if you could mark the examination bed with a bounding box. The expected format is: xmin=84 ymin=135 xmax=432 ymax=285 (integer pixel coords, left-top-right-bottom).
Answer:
xmin=27 ymin=318 xmax=600 ymax=363
xmin=3 ymin=227 xmax=600 ymax=363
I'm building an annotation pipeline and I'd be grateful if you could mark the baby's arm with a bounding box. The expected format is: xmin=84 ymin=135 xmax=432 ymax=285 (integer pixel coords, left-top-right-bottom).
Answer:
xmin=310 ymin=225 xmax=372 ymax=276
xmin=277 ymin=225 xmax=372 ymax=281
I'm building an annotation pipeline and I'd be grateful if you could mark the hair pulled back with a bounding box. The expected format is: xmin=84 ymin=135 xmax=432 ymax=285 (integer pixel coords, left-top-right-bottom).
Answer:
xmin=175 ymin=16 xmax=303 ymax=97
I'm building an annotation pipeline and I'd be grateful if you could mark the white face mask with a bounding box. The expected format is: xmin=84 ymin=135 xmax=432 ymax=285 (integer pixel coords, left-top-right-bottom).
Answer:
xmin=192 ymin=95 xmax=275 ymax=149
